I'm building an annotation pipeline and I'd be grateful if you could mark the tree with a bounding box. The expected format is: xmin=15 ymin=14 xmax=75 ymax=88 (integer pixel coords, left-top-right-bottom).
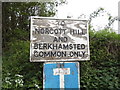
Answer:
xmin=2 ymin=1 xmax=65 ymax=89
xmin=2 ymin=2 xmax=57 ymax=47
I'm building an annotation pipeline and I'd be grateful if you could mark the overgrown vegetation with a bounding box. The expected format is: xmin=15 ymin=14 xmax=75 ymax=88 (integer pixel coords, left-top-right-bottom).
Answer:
xmin=81 ymin=30 xmax=120 ymax=89
xmin=2 ymin=2 xmax=120 ymax=89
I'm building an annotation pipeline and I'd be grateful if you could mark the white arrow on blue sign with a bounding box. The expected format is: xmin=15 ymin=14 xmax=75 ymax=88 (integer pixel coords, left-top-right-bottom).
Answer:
xmin=43 ymin=62 xmax=80 ymax=89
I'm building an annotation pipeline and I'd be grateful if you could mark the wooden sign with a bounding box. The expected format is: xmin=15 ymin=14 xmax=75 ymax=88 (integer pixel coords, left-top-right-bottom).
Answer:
xmin=30 ymin=16 xmax=90 ymax=62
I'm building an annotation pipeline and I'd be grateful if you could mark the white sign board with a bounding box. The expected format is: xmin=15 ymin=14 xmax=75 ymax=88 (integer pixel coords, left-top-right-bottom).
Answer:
xmin=30 ymin=16 xmax=90 ymax=62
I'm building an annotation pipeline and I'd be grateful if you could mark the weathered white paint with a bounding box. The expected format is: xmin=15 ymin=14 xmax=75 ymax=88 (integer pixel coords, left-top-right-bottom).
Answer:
xmin=53 ymin=68 xmax=70 ymax=89
xmin=30 ymin=16 xmax=90 ymax=62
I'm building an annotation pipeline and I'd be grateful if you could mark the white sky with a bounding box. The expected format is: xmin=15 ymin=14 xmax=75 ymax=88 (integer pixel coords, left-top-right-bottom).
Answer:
xmin=55 ymin=0 xmax=119 ymax=33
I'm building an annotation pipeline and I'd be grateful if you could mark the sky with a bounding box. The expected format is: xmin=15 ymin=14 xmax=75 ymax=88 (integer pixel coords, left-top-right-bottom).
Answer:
xmin=55 ymin=0 xmax=120 ymax=33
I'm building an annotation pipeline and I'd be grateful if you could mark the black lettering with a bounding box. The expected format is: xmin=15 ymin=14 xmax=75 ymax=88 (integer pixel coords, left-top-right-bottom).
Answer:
xmin=50 ymin=51 xmax=56 ymax=57
xmin=39 ymin=43 xmax=43 ymax=49
xmin=58 ymin=44 xmax=62 ymax=49
xmin=77 ymin=44 xmax=81 ymax=50
xmin=81 ymin=44 xmax=85 ymax=49
xmin=54 ymin=29 xmax=59 ymax=34
xmin=34 ymin=28 xmax=40 ymax=34
xmin=43 ymin=43 xmax=47 ymax=49
xmin=69 ymin=44 xmax=73 ymax=50
xmin=69 ymin=51 xmax=74 ymax=57
xmin=34 ymin=50 xmax=38 ymax=57
xmin=34 ymin=43 xmax=38 ymax=49
xmin=53 ymin=37 xmax=58 ymax=42
xmin=50 ymin=28 xmax=54 ymax=34
xmin=73 ymin=44 xmax=77 ymax=49
xmin=63 ymin=37 xmax=68 ymax=42
xmin=40 ymin=28 xmax=44 ymax=34
xmin=57 ymin=51 xmax=61 ymax=57
xmin=53 ymin=44 xmax=58 ymax=49
xmin=39 ymin=51 xmax=44 ymax=57
xmin=63 ymin=44 xmax=69 ymax=50
xmin=45 ymin=28 xmax=50 ymax=34
xmin=48 ymin=44 xmax=53 ymax=49
xmin=53 ymin=37 xmax=68 ymax=42
xmin=81 ymin=51 xmax=86 ymax=57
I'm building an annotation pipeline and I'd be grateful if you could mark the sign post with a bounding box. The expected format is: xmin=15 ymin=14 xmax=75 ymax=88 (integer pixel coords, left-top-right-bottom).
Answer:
xmin=30 ymin=16 xmax=90 ymax=89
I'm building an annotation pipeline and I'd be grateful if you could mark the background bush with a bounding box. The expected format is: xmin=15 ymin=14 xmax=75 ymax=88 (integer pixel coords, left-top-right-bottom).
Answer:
xmin=81 ymin=30 xmax=120 ymax=89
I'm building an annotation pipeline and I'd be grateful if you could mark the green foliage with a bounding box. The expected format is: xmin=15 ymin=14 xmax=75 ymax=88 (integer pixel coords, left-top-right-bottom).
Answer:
xmin=89 ymin=7 xmax=104 ymax=24
xmin=2 ymin=2 xmax=57 ymax=47
xmin=2 ymin=40 xmax=43 ymax=89
xmin=81 ymin=30 xmax=120 ymax=89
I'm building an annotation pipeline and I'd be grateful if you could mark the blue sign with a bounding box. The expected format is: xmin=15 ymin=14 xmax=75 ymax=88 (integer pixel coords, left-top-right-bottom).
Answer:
xmin=43 ymin=62 xmax=80 ymax=89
